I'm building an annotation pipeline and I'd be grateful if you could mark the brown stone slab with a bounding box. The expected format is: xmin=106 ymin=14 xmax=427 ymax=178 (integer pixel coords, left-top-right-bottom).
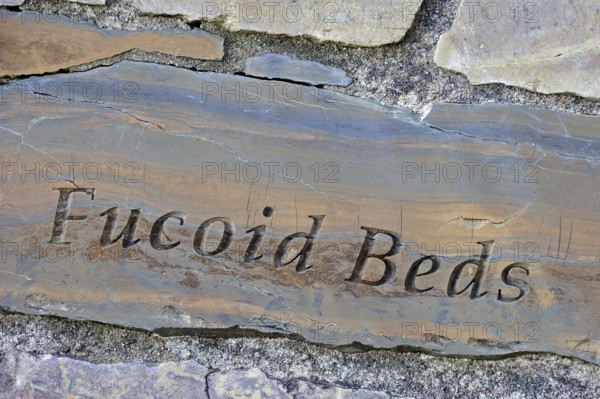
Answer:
xmin=2 ymin=61 xmax=600 ymax=364
xmin=0 ymin=10 xmax=224 ymax=78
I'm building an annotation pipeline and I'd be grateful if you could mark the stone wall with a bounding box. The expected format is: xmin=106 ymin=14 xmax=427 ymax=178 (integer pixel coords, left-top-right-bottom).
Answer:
xmin=1 ymin=0 xmax=599 ymax=397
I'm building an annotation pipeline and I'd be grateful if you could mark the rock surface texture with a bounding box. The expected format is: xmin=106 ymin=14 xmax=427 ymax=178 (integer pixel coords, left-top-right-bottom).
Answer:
xmin=0 ymin=352 xmax=210 ymax=398
xmin=245 ymin=53 xmax=352 ymax=86
xmin=2 ymin=61 xmax=600 ymax=365
xmin=130 ymin=0 xmax=424 ymax=46
xmin=0 ymin=350 xmax=409 ymax=398
xmin=2 ymin=0 xmax=600 ymax=396
xmin=435 ymin=0 xmax=600 ymax=99
xmin=0 ymin=10 xmax=224 ymax=77
xmin=1 ymin=313 xmax=600 ymax=398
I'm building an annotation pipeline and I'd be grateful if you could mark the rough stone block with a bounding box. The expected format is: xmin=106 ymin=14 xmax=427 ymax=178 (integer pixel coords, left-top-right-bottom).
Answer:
xmin=435 ymin=0 xmax=600 ymax=99
xmin=130 ymin=0 xmax=424 ymax=46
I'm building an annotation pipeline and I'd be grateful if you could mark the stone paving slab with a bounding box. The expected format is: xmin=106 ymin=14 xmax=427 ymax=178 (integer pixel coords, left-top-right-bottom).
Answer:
xmin=1 ymin=61 xmax=600 ymax=365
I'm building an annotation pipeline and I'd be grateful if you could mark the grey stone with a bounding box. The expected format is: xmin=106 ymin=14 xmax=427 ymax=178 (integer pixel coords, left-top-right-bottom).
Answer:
xmin=130 ymin=0 xmax=424 ymax=46
xmin=435 ymin=0 xmax=600 ymax=99
xmin=1 ymin=313 xmax=600 ymax=398
xmin=0 ymin=0 xmax=24 ymax=5
xmin=208 ymin=368 xmax=291 ymax=398
xmin=67 ymin=0 xmax=106 ymax=4
xmin=245 ymin=53 xmax=352 ymax=86
xmin=0 ymin=351 xmax=209 ymax=398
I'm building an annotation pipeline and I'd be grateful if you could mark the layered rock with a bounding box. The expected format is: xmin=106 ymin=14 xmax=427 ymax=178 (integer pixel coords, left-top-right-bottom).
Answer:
xmin=245 ymin=54 xmax=352 ymax=86
xmin=1 ymin=61 xmax=600 ymax=364
xmin=0 ymin=10 xmax=224 ymax=78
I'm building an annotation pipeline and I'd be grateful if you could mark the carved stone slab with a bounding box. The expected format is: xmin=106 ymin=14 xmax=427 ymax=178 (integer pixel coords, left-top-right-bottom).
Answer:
xmin=1 ymin=61 xmax=600 ymax=364
xmin=0 ymin=10 xmax=224 ymax=78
